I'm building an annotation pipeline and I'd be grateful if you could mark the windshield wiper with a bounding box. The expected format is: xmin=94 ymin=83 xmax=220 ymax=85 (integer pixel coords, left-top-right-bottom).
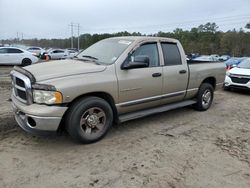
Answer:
xmin=82 ymin=55 xmax=98 ymax=60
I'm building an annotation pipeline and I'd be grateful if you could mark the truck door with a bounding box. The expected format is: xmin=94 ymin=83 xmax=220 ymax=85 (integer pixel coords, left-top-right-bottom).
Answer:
xmin=160 ymin=42 xmax=189 ymax=104
xmin=116 ymin=42 xmax=163 ymax=114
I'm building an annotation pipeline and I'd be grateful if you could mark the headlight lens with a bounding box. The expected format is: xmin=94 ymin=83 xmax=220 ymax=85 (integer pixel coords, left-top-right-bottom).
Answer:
xmin=33 ymin=90 xmax=62 ymax=104
xmin=226 ymin=71 xmax=231 ymax=76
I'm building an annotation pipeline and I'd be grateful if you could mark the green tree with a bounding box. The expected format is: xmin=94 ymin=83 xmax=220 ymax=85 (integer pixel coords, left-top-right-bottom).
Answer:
xmin=3 ymin=22 xmax=250 ymax=56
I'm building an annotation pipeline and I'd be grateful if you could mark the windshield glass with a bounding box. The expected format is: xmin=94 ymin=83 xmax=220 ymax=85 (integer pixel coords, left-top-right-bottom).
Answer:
xmin=238 ymin=58 xmax=250 ymax=69
xmin=77 ymin=38 xmax=134 ymax=64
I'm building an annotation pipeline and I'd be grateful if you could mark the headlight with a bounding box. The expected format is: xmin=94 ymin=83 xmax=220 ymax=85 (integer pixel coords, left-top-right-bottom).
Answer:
xmin=33 ymin=90 xmax=62 ymax=104
xmin=226 ymin=71 xmax=231 ymax=76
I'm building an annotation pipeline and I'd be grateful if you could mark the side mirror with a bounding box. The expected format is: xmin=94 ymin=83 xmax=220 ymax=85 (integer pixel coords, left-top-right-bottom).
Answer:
xmin=122 ymin=55 xmax=150 ymax=70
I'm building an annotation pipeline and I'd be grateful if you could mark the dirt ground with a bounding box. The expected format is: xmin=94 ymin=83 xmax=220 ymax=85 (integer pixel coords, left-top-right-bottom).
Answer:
xmin=0 ymin=66 xmax=250 ymax=188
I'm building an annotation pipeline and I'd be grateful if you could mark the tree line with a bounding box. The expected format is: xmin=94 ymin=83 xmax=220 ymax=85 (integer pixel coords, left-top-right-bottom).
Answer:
xmin=2 ymin=22 xmax=250 ymax=57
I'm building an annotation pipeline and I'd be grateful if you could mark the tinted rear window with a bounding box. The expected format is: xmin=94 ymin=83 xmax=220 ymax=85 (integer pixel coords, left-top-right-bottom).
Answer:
xmin=161 ymin=43 xmax=182 ymax=66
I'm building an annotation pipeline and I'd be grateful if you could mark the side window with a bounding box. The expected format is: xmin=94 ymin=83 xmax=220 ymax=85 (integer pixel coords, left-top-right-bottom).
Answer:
xmin=161 ymin=43 xmax=182 ymax=66
xmin=131 ymin=43 xmax=159 ymax=67
xmin=0 ymin=48 xmax=8 ymax=54
xmin=7 ymin=48 xmax=23 ymax=53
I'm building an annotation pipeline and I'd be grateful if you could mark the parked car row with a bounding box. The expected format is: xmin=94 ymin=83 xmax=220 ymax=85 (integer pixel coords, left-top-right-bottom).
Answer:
xmin=40 ymin=48 xmax=79 ymax=60
xmin=187 ymin=54 xmax=230 ymax=62
xmin=187 ymin=53 xmax=230 ymax=61
xmin=192 ymin=55 xmax=219 ymax=62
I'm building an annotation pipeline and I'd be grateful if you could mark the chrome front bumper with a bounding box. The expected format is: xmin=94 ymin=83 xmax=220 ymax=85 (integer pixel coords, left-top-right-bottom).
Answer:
xmin=11 ymin=94 xmax=68 ymax=136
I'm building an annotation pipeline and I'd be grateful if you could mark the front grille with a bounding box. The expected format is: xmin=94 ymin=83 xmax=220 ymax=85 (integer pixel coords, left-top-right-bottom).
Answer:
xmin=11 ymin=71 xmax=32 ymax=104
xmin=17 ymin=90 xmax=27 ymax=100
xmin=16 ymin=77 xmax=25 ymax=87
xmin=230 ymin=76 xmax=250 ymax=84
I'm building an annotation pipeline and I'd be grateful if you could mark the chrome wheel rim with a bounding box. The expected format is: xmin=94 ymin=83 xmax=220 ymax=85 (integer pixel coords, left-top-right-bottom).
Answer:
xmin=202 ymin=89 xmax=211 ymax=108
xmin=80 ymin=107 xmax=106 ymax=134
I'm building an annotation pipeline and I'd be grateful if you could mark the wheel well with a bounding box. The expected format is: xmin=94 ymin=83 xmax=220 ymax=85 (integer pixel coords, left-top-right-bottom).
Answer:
xmin=67 ymin=92 xmax=118 ymax=123
xmin=201 ymin=77 xmax=216 ymax=89
xmin=21 ymin=58 xmax=32 ymax=66
xmin=22 ymin=58 xmax=31 ymax=63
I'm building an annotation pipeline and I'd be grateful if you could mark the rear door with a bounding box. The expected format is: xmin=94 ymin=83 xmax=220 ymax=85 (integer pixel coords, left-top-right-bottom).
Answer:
xmin=50 ymin=50 xmax=59 ymax=59
xmin=116 ymin=42 xmax=163 ymax=114
xmin=53 ymin=50 xmax=66 ymax=59
xmin=160 ymin=42 xmax=189 ymax=104
xmin=6 ymin=48 xmax=24 ymax=64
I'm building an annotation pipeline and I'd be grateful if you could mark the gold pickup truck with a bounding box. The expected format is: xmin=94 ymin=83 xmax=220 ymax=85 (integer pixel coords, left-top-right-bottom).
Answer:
xmin=10 ymin=37 xmax=225 ymax=143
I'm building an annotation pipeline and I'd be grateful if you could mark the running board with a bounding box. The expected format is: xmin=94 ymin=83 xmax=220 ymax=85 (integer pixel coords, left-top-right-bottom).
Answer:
xmin=118 ymin=100 xmax=197 ymax=123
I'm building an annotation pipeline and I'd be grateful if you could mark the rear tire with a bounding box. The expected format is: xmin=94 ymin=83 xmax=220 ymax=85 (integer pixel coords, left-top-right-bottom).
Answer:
xmin=65 ymin=97 xmax=113 ymax=144
xmin=193 ymin=83 xmax=214 ymax=111
xmin=21 ymin=58 xmax=32 ymax=66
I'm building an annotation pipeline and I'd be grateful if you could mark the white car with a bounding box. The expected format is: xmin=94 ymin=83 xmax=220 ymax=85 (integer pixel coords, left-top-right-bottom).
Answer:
xmin=46 ymin=49 xmax=68 ymax=60
xmin=0 ymin=47 xmax=39 ymax=66
xmin=26 ymin=46 xmax=45 ymax=57
xmin=224 ymin=58 xmax=250 ymax=90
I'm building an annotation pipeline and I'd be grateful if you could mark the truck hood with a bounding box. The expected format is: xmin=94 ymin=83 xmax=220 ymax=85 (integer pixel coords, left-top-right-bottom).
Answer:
xmin=229 ymin=67 xmax=250 ymax=76
xmin=24 ymin=59 xmax=107 ymax=81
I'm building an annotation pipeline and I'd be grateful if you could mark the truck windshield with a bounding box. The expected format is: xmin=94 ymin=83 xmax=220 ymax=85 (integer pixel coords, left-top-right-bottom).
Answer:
xmin=238 ymin=58 xmax=250 ymax=69
xmin=77 ymin=38 xmax=134 ymax=65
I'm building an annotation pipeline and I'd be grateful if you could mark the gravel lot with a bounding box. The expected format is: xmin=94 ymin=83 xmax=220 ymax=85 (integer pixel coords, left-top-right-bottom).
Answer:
xmin=0 ymin=66 xmax=250 ymax=188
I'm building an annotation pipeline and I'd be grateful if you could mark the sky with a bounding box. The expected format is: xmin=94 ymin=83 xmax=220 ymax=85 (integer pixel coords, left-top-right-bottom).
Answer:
xmin=0 ymin=0 xmax=250 ymax=39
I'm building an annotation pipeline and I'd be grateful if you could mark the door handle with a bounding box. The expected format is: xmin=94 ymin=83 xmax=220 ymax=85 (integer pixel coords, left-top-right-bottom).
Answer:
xmin=152 ymin=73 xmax=162 ymax=77
xmin=179 ymin=70 xmax=187 ymax=74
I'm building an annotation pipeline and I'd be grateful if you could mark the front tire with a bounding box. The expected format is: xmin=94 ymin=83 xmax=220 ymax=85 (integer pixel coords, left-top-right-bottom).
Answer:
xmin=65 ymin=97 xmax=113 ymax=144
xmin=194 ymin=83 xmax=214 ymax=111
